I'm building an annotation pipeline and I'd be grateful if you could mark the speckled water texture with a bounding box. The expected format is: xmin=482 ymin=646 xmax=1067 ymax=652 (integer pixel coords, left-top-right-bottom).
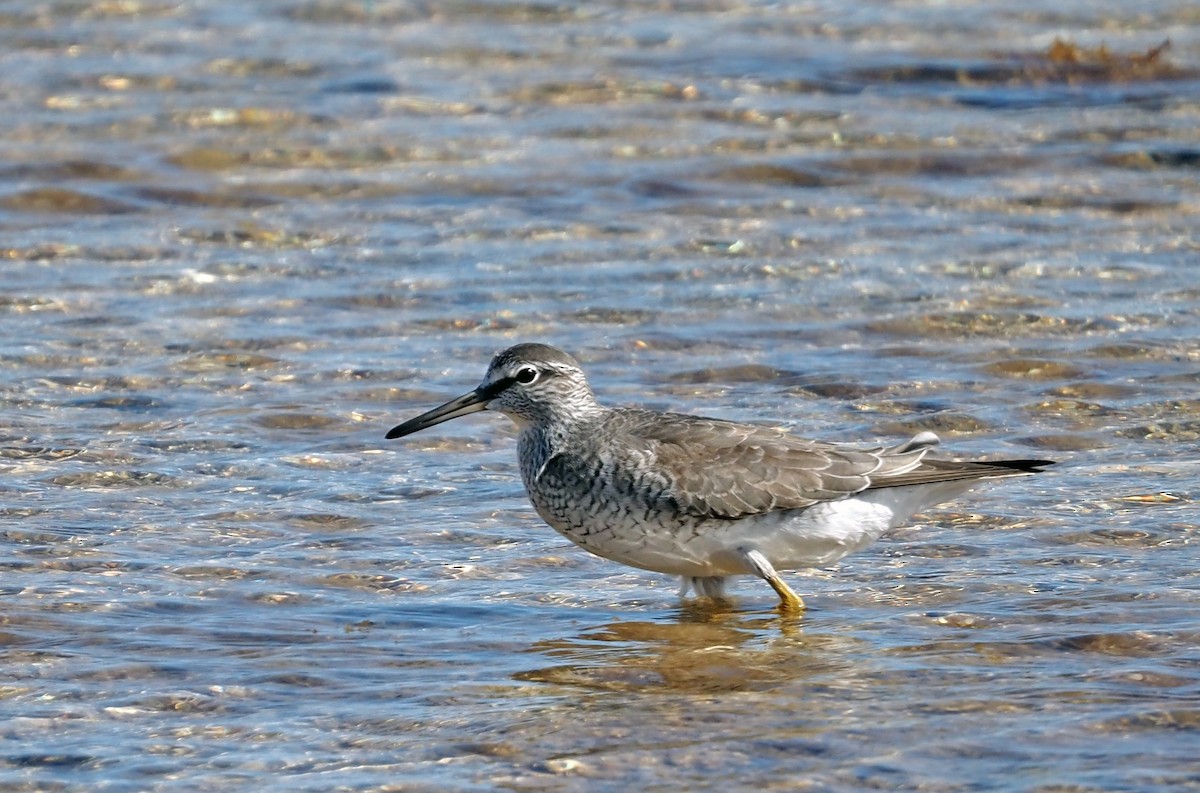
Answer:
xmin=1 ymin=1 xmax=1198 ymax=791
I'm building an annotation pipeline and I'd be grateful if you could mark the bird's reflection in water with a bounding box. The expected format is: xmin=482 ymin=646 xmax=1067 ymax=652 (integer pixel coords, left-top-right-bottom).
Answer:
xmin=516 ymin=601 xmax=865 ymax=694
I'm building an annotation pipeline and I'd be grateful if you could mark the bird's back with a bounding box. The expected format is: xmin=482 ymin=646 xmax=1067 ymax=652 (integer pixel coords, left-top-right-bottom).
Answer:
xmin=526 ymin=407 xmax=1047 ymax=526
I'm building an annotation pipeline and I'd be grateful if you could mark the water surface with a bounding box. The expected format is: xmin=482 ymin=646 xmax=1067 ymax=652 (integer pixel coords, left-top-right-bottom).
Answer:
xmin=2 ymin=1 xmax=1199 ymax=791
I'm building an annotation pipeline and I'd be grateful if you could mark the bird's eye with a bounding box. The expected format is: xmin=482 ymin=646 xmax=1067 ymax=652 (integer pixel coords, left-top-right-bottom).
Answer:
xmin=515 ymin=367 xmax=539 ymax=384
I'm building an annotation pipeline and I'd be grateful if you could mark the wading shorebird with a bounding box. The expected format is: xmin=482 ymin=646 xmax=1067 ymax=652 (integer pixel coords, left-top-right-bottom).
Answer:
xmin=386 ymin=343 xmax=1052 ymax=611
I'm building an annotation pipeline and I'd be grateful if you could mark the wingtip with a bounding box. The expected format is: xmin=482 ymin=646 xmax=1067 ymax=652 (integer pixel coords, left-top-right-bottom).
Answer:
xmin=910 ymin=430 xmax=941 ymax=447
xmin=982 ymin=459 xmax=1056 ymax=474
xmin=887 ymin=431 xmax=941 ymax=455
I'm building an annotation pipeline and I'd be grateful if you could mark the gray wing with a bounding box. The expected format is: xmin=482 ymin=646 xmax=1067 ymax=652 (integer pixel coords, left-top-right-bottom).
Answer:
xmin=605 ymin=411 xmax=938 ymax=521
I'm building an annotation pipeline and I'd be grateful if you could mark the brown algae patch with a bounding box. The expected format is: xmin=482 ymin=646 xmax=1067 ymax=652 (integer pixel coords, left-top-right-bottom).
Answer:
xmin=47 ymin=470 xmax=181 ymax=488
xmin=175 ymin=353 xmax=282 ymax=373
xmin=253 ymin=413 xmax=346 ymax=431
xmin=0 ymin=188 xmax=140 ymax=214
xmin=865 ymin=312 xmax=1111 ymax=339
xmin=850 ymin=38 xmax=1193 ymax=87
xmin=980 ymin=359 xmax=1088 ymax=380
xmin=1028 ymin=38 xmax=1186 ymax=84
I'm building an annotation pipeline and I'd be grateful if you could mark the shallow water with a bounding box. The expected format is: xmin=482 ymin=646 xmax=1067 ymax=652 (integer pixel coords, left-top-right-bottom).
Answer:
xmin=2 ymin=1 xmax=1199 ymax=791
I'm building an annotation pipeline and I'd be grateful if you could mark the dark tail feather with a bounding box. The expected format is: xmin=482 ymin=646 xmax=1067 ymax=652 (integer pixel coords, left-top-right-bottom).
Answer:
xmin=868 ymin=458 xmax=1055 ymax=490
xmin=974 ymin=459 xmax=1055 ymax=474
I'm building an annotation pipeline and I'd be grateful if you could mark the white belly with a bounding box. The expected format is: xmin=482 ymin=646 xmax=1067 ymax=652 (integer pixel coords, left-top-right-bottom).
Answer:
xmin=624 ymin=498 xmax=897 ymax=577
xmin=538 ymin=481 xmax=980 ymax=578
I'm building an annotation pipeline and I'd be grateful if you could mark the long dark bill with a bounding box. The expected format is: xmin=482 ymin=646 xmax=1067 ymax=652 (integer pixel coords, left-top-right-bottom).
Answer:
xmin=385 ymin=378 xmax=513 ymax=440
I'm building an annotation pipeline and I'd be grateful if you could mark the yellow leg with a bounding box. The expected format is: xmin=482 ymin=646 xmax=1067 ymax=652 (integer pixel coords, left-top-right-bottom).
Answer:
xmin=738 ymin=546 xmax=806 ymax=612
xmin=765 ymin=572 xmax=805 ymax=612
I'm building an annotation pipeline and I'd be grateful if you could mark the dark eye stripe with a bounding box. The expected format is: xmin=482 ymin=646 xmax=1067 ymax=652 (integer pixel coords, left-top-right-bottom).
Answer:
xmin=479 ymin=376 xmax=518 ymax=400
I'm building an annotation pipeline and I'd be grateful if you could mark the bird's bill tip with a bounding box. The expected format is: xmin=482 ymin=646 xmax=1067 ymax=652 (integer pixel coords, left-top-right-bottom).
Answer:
xmin=385 ymin=390 xmax=489 ymax=439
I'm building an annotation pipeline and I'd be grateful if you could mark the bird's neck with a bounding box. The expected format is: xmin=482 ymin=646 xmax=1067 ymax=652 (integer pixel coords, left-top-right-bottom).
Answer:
xmin=511 ymin=390 xmax=605 ymax=431
xmin=535 ymin=401 xmax=606 ymax=442
xmin=515 ymin=412 xmax=595 ymax=494
xmin=515 ymin=402 xmax=607 ymax=463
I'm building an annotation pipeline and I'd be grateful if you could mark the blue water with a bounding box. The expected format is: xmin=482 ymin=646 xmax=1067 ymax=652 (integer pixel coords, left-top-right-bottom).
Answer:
xmin=2 ymin=1 xmax=1198 ymax=790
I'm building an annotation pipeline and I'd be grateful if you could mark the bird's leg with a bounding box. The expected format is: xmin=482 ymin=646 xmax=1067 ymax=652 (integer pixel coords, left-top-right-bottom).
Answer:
xmin=738 ymin=547 xmax=805 ymax=612
xmin=681 ymin=575 xmax=729 ymax=600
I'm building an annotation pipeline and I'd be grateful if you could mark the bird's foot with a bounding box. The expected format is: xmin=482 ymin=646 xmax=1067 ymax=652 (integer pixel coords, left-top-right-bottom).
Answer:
xmin=738 ymin=547 xmax=805 ymax=613
xmin=681 ymin=575 xmax=730 ymax=600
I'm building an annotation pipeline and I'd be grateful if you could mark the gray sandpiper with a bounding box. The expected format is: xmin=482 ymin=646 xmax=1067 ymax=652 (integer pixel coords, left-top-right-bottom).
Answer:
xmin=386 ymin=343 xmax=1053 ymax=611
